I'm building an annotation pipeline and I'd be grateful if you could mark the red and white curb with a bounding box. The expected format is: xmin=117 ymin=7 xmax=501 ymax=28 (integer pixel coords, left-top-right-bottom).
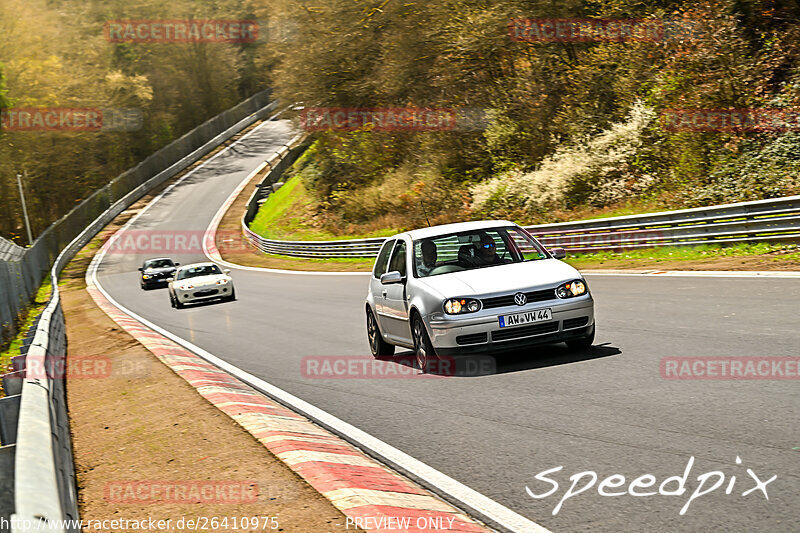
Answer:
xmin=83 ymin=273 xmax=494 ymax=532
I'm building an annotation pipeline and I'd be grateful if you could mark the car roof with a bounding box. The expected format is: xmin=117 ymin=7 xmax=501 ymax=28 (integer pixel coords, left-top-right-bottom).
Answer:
xmin=398 ymin=220 xmax=518 ymax=240
xmin=143 ymin=257 xmax=174 ymax=264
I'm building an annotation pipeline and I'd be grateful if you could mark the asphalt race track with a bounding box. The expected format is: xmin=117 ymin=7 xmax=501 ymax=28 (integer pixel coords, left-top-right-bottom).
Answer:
xmin=95 ymin=119 xmax=800 ymax=532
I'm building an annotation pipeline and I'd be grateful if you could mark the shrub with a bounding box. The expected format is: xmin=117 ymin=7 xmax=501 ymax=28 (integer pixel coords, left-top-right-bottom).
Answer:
xmin=470 ymin=102 xmax=657 ymax=216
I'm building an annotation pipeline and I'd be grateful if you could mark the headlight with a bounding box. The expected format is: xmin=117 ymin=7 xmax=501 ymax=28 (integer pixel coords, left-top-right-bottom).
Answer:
xmin=444 ymin=298 xmax=481 ymax=314
xmin=216 ymin=278 xmax=230 ymax=285
xmin=556 ymin=279 xmax=587 ymax=299
xmin=142 ymin=274 xmax=151 ymax=279
xmin=181 ymin=284 xmax=194 ymax=290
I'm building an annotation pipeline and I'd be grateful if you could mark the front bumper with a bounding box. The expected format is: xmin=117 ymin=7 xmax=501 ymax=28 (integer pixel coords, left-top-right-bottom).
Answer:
xmin=142 ymin=276 xmax=170 ymax=287
xmin=174 ymin=284 xmax=232 ymax=303
xmin=428 ymin=297 xmax=594 ymax=355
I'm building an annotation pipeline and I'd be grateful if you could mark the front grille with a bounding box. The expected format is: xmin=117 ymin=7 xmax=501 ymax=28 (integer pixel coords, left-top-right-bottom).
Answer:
xmin=456 ymin=332 xmax=488 ymax=345
xmin=482 ymin=288 xmax=556 ymax=309
xmin=193 ymin=289 xmax=219 ymax=297
xmin=491 ymin=321 xmax=558 ymax=342
xmin=563 ymin=316 xmax=589 ymax=329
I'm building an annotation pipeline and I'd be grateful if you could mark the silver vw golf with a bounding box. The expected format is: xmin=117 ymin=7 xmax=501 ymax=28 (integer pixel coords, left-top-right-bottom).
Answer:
xmin=365 ymin=221 xmax=595 ymax=369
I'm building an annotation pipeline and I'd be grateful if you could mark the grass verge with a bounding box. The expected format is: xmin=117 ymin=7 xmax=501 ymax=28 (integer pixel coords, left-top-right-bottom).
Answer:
xmin=0 ymin=275 xmax=53 ymax=397
xmin=249 ymin=176 xmax=400 ymax=241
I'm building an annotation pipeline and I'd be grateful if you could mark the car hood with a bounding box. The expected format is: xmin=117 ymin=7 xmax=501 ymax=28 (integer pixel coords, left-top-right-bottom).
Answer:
xmin=417 ymin=259 xmax=582 ymax=297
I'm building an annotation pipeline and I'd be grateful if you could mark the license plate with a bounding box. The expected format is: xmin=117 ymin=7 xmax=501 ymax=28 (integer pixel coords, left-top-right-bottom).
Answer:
xmin=498 ymin=308 xmax=552 ymax=328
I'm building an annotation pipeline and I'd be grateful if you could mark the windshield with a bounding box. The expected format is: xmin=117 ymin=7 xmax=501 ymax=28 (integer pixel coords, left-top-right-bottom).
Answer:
xmin=413 ymin=226 xmax=549 ymax=278
xmin=143 ymin=259 xmax=174 ymax=269
xmin=176 ymin=264 xmax=222 ymax=280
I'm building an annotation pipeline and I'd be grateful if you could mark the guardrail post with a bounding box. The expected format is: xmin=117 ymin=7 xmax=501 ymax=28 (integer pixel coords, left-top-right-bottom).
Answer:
xmin=1 ymin=372 xmax=23 ymax=397
xmin=12 ymin=372 xmax=64 ymax=532
xmin=0 ymin=444 xmax=14 ymax=529
xmin=0 ymin=396 xmax=21 ymax=445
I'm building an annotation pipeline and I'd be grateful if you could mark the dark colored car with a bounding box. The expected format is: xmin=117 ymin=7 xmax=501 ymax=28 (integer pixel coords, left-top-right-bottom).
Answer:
xmin=138 ymin=258 xmax=179 ymax=289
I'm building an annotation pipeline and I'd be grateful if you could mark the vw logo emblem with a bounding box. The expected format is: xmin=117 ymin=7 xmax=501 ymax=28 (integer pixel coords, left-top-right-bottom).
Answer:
xmin=514 ymin=292 xmax=527 ymax=306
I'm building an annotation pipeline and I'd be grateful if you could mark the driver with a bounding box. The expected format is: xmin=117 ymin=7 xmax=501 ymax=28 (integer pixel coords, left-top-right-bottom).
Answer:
xmin=417 ymin=240 xmax=438 ymax=276
xmin=473 ymin=233 xmax=508 ymax=266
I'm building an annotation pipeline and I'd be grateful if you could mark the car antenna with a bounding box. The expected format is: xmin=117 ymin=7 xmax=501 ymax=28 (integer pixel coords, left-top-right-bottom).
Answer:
xmin=420 ymin=200 xmax=431 ymax=227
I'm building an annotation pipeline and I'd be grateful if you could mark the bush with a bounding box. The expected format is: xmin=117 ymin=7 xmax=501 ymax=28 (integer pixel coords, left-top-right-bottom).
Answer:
xmin=471 ymin=102 xmax=657 ymax=216
xmin=681 ymin=132 xmax=800 ymax=206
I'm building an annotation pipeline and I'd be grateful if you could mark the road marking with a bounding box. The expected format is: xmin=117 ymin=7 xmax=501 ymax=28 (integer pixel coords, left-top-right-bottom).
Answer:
xmin=582 ymin=269 xmax=800 ymax=278
xmin=91 ymin=251 xmax=550 ymax=532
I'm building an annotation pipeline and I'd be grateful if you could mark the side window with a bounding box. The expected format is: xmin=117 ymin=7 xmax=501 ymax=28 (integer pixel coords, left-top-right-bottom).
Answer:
xmin=373 ymin=240 xmax=395 ymax=278
xmin=388 ymin=241 xmax=407 ymax=277
xmin=507 ymin=228 xmax=547 ymax=260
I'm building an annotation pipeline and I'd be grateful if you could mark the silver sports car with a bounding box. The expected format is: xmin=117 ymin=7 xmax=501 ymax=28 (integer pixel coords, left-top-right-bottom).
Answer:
xmin=365 ymin=220 xmax=595 ymax=369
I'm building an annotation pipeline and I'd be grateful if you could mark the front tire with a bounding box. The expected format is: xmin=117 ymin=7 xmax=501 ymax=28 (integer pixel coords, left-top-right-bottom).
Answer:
xmin=412 ymin=314 xmax=438 ymax=372
xmin=366 ymin=307 xmax=394 ymax=357
xmin=566 ymin=324 xmax=595 ymax=350
xmin=226 ymin=287 xmax=236 ymax=302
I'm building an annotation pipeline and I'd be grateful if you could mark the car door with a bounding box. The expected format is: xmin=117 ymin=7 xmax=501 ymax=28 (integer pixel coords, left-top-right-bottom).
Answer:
xmin=380 ymin=239 xmax=413 ymax=344
xmin=370 ymin=239 xmax=395 ymax=318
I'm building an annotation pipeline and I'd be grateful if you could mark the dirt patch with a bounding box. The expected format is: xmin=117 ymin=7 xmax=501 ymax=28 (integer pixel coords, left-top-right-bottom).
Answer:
xmin=59 ymin=130 xmax=364 ymax=532
xmin=567 ymin=254 xmax=800 ymax=271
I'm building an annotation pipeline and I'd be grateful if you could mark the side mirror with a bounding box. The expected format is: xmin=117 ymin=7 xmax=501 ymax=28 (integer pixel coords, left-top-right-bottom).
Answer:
xmin=223 ymin=269 xmax=231 ymax=274
xmin=550 ymin=248 xmax=567 ymax=260
xmin=174 ymin=262 xmax=180 ymax=266
xmin=380 ymin=271 xmax=404 ymax=284
xmin=138 ymin=267 xmax=143 ymax=271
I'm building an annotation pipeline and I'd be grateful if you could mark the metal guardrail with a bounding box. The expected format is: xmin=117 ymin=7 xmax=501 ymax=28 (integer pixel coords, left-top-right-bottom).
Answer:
xmin=242 ymin=192 xmax=800 ymax=258
xmin=0 ymin=94 xmax=280 ymax=532
xmin=241 ymin=133 xmax=309 ymax=229
xmin=528 ymin=195 xmax=800 ymax=252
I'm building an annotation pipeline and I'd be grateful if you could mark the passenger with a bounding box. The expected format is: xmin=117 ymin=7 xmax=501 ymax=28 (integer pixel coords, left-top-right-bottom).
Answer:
xmin=417 ymin=240 xmax=438 ymax=276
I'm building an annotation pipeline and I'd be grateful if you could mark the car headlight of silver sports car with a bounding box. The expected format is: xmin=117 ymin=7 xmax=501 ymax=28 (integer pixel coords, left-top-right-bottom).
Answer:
xmin=216 ymin=278 xmax=230 ymax=285
xmin=444 ymin=298 xmax=481 ymax=314
xmin=556 ymin=279 xmax=587 ymax=299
